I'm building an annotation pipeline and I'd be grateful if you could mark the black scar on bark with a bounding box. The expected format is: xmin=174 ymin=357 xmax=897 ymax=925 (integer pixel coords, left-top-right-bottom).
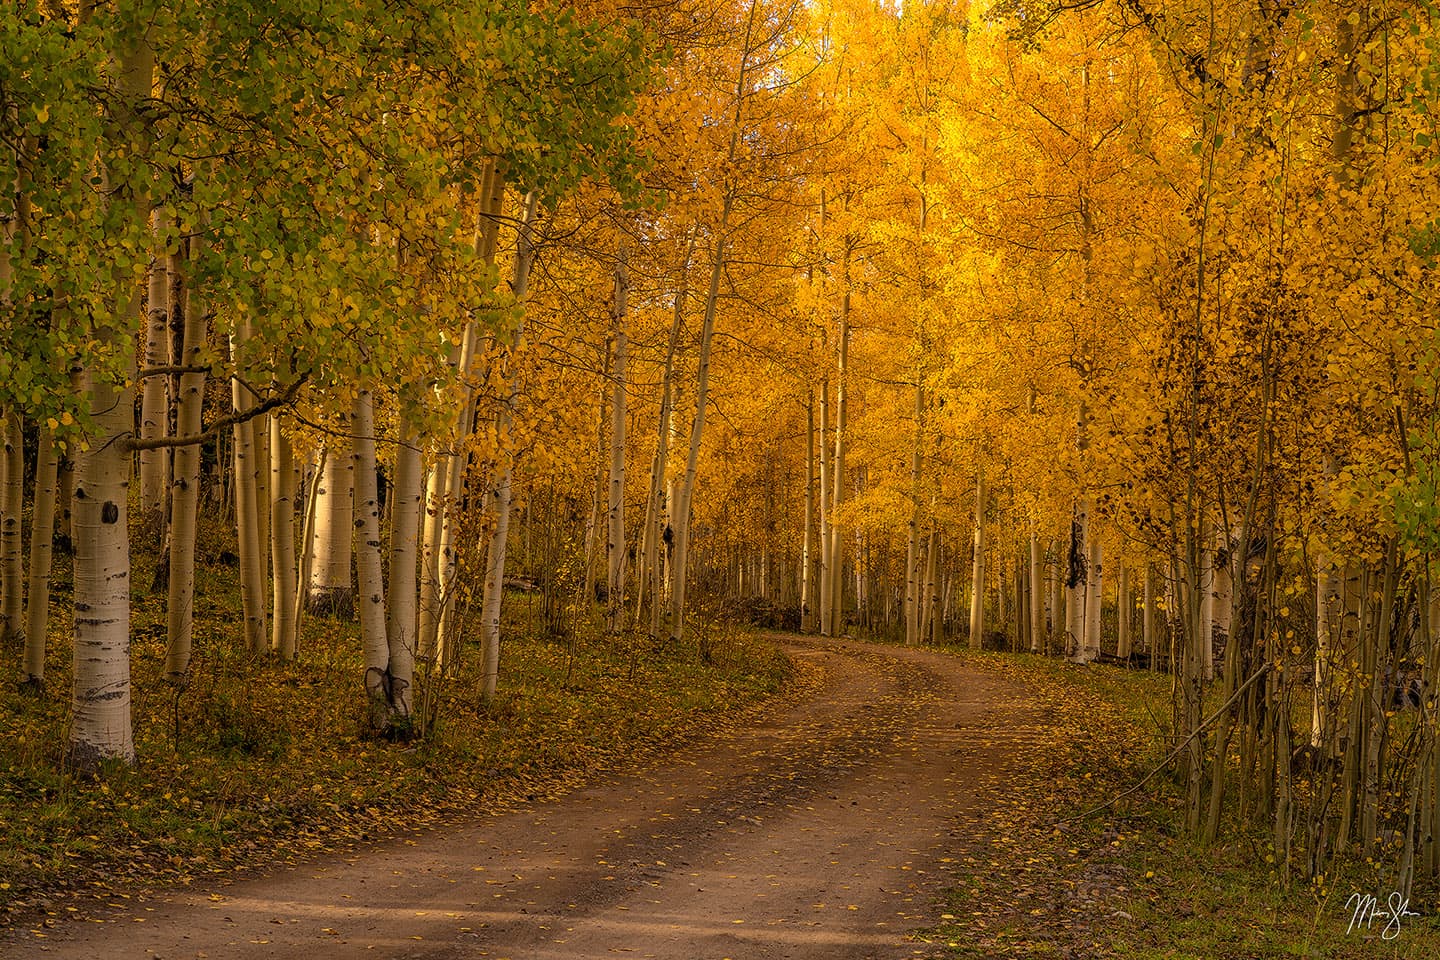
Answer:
xmin=102 ymin=502 xmax=119 ymax=524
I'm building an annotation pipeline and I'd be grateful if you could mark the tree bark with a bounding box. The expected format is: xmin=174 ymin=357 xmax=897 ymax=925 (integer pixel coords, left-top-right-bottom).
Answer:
xmin=165 ymin=233 xmax=206 ymax=680
xmin=308 ymin=434 xmax=355 ymax=618
xmin=1029 ymin=530 xmax=1043 ymax=653
xmin=969 ymin=469 xmax=985 ymax=650
xmin=230 ymin=317 xmax=268 ymax=653
xmin=70 ymin=31 xmax=152 ymax=769
xmin=904 ymin=383 xmax=924 ymax=647
xmin=480 ymin=192 xmax=538 ymax=701
xmin=0 ymin=409 xmax=21 ymax=644
xmin=269 ymin=417 xmax=298 ymax=659
xmin=22 ymin=426 xmax=58 ymax=685
xmin=606 ymin=247 xmax=628 ymax=633
xmin=352 ymin=388 xmax=393 ymax=730
xmin=386 ymin=409 xmax=422 ymax=717
xmin=139 ymin=214 xmax=170 ymax=534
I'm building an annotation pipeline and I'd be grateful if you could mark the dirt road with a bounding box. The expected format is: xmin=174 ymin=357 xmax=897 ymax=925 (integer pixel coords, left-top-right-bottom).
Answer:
xmin=8 ymin=636 xmax=1047 ymax=959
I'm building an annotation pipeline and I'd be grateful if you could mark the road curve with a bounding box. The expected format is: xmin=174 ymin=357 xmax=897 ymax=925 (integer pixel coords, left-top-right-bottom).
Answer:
xmin=8 ymin=636 xmax=1049 ymax=960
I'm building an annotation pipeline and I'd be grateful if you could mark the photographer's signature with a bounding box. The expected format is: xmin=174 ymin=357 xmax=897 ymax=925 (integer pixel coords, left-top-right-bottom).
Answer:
xmin=1346 ymin=891 xmax=1419 ymax=940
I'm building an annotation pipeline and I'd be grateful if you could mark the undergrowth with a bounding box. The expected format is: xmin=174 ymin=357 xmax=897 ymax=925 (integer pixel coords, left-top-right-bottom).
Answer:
xmin=915 ymin=648 xmax=1440 ymax=959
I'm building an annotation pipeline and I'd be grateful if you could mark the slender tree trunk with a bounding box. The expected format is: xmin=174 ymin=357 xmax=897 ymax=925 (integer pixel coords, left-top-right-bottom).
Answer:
xmin=905 ymin=383 xmax=924 ymax=647
xmin=1143 ymin=564 xmax=1157 ymax=669
xmin=1117 ymin=564 xmax=1131 ymax=660
xmin=1066 ymin=500 xmax=1089 ymax=660
xmin=800 ymin=397 xmax=816 ymax=633
xmin=352 ymin=388 xmax=392 ymax=730
xmin=969 ymin=469 xmax=985 ymax=650
xmin=1083 ymin=534 xmax=1103 ymax=661
xmin=1199 ymin=522 xmax=1216 ymax=681
xmin=817 ymin=381 xmax=831 ymax=636
xmin=269 ymin=417 xmax=298 ymax=659
xmin=21 ymin=426 xmax=58 ymax=685
xmin=230 ymin=317 xmax=267 ymax=652
xmin=480 ymin=192 xmax=538 ymax=701
xmin=386 ymin=410 xmax=422 ymax=718
xmin=0 ymin=409 xmax=21 ymax=644
xmin=1029 ymin=529 xmax=1043 ymax=654
xmin=606 ymin=247 xmax=628 ymax=634
xmin=139 ymin=216 xmax=170 ymax=533
xmin=165 ymin=234 xmax=206 ymax=680
xmin=667 ymin=209 xmax=732 ymax=646
xmin=827 ymin=291 xmax=849 ymax=637
xmin=293 ymin=450 xmax=323 ymax=647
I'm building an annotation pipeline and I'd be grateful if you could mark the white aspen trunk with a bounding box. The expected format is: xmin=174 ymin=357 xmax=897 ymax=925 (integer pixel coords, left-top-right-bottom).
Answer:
xmin=1083 ymin=535 xmax=1103 ymax=661
xmin=800 ymin=397 xmax=816 ymax=633
xmin=917 ymin=530 xmax=931 ymax=642
xmin=309 ymin=435 xmax=354 ymax=618
xmin=165 ymin=235 xmax=206 ymax=680
xmin=139 ymin=214 xmax=170 ymax=532
xmin=269 ymin=417 xmax=298 ymax=659
xmin=605 ymin=247 xmax=628 ymax=634
xmin=480 ymin=192 xmax=537 ymax=700
xmin=386 ymin=412 xmax=422 ymax=718
xmin=352 ymin=388 xmax=392 ymax=729
xmin=420 ymin=164 xmax=503 ymax=661
xmin=666 ymin=223 xmax=729 ymax=646
xmin=254 ymin=412 xmax=271 ymax=617
xmin=1199 ymin=523 xmax=1215 ymax=681
xmin=1143 ymin=564 xmax=1157 ymax=667
xmin=827 ymin=292 xmax=849 ymax=637
xmin=1048 ymin=539 xmax=1063 ymax=653
xmin=72 ymin=352 xmax=136 ymax=767
xmin=1029 ymin=530 xmax=1043 ymax=653
xmin=293 ymin=452 xmax=322 ymax=647
xmin=417 ymin=458 xmax=450 ymax=658
xmin=1117 ymin=564 xmax=1132 ymax=660
xmin=968 ymin=470 xmax=985 ymax=650
xmin=1213 ymin=534 xmax=1234 ymax=665
xmin=22 ymin=426 xmax=58 ymax=684
xmin=1066 ymin=500 xmax=1089 ymax=660
xmin=817 ymin=381 xmax=831 ymax=636
xmin=638 ymin=247 xmax=689 ymax=638
xmin=0 ymin=409 xmax=21 ymax=643
xmin=1313 ymin=562 xmax=1340 ymax=747
xmin=925 ymin=527 xmax=940 ymax=644
xmin=70 ymin=36 xmax=151 ymax=768
xmin=905 ymin=383 xmax=924 ymax=646
xmin=230 ymin=317 xmax=267 ymax=652
xmin=666 ymin=0 xmax=760 ymax=644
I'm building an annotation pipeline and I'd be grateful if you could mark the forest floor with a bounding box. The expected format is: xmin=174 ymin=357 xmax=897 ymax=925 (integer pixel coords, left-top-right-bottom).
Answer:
xmin=5 ymin=632 xmax=1440 ymax=958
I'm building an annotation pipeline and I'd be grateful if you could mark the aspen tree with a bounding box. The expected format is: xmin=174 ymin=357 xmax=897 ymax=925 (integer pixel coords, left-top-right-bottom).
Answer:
xmin=70 ymin=23 xmax=153 ymax=768
xmin=230 ymin=316 xmax=268 ymax=653
xmin=606 ymin=247 xmax=628 ymax=633
xmin=480 ymin=192 xmax=538 ymax=701
xmin=269 ymin=418 xmax=298 ymax=660
xmin=22 ymin=427 xmax=58 ymax=685
xmin=969 ymin=469 xmax=985 ymax=650
xmin=165 ymin=235 xmax=206 ymax=680
xmin=0 ymin=410 xmax=20 ymax=644
xmin=138 ymin=213 xmax=169 ymax=532
xmin=1029 ymin=531 xmax=1043 ymax=654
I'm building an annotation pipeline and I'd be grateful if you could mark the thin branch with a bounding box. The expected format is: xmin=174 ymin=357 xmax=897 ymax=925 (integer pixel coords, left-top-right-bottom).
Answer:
xmin=125 ymin=374 xmax=310 ymax=451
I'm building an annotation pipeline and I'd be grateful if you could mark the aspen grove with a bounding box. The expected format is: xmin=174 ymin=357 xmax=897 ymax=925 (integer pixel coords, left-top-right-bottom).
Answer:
xmin=3 ymin=0 xmax=1440 ymax=908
